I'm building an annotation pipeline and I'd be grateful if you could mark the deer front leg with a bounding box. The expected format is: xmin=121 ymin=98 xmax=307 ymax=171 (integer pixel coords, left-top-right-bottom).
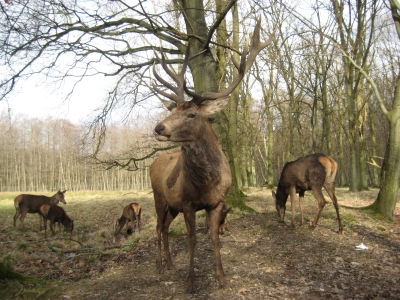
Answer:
xmin=208 ymin=205 xmax=226 ymax=289
xmin=289 ymin=186 xmax=297 ymax=228
xmin=183 ymin=207 xmax=197 ymax=294
xmin=160 ymin=210 xmax=178 ymax=270
xmin=155 ymin=219 xmax=163 ymax=272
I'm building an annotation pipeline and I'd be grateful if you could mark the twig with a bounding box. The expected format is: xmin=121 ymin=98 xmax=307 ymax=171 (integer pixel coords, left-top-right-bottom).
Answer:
xmin=49 ymin=244 xmax=131 ymax=254
xmin=50 ymin=237 xmax=84 ymax=247
xmin=9 ymin=280 xmax=24 ymax=300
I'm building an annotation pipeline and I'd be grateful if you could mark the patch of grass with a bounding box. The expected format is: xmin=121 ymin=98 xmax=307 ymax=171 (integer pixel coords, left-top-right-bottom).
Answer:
xmin=84 ymin=255 xmax=98 ymax=266
xmin=341 ymin=213 xmax=359 ymax=223
xmin=0 ymin=193 xmax=19 ymax=202
xmin=17 ymin=242 xmax=29 ymax=251
xmin=376 ymin=225 xmax=386 ymax=232
xmin=265 ymin=222 xmax=276 ymax=229
xmin=0 ymin=258 xmax=54 ymax=299
xmin=169 ymin=224 xmax=187 ymax=238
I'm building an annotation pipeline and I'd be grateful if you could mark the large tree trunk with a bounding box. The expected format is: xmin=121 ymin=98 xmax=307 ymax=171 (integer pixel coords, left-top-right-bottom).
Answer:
xmin=370 ymin=73 xmax=400 ymax=219
xmin=201 ymin=0 xmax=249 ymax=209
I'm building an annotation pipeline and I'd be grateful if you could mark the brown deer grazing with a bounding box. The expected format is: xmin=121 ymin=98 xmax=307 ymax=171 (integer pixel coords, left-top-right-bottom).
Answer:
xmin=272 ymin=153 xmax=343 ymax=234
xmin=14 ymin=190 xmax=67 ymax=230
xmin=114 ymin=203 xmax=142 ymax=235
xmin=150 ymin=18 xmax=273 ymax=293
xmin=39 ymin=204 xmax=74 ymax=238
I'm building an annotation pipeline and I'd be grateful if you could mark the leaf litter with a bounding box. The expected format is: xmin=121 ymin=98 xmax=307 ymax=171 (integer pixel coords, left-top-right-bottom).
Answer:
xmin=1 ymin=188 xmax=399 ymax=299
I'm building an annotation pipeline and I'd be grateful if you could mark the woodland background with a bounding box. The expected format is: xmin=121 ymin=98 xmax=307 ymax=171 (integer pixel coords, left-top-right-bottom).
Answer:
xmin=0 ymin=0 xmax=397 ymax=195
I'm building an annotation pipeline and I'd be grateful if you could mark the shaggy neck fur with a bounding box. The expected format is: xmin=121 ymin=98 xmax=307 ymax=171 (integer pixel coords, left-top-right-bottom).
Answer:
xmin=181 ymin=123 xmax=222 ymax=190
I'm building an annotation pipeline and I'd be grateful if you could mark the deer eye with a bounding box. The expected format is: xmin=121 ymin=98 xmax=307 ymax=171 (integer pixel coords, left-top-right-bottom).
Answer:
xmin=188 ymin=113 xmax=196 ymax=118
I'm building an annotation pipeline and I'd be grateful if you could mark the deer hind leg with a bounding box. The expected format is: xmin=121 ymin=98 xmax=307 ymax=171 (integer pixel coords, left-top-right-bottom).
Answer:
xmin=207 ymin=204 xmax=226 ymax=289
xmin=137 ymin=210 xmax=141 ymax=233
xmin=39 ymin=214 xmax=44 ymax=231
xmin=43 ymin=217 xmax=48 ymax=238
xmin=19 ymin=210 xmax=28 ymax=230
xmin=289 ymin=186 xmax=297 ymax=228
xmin=13 ymin=208 xmax=21 ymax=228
xmin=298 ymin=191 xmax=305 ymax=225
xmin=310 ymin=187 xmax=326 ymax=229
xmin=129 ymin=210 xmax=137 ymax=234
xmin=204 ymin=211 xmax=211 ymax=234
xmin=183 ymin=205 xmax=197 ymax=294
xmin=325 ymin=184 xmax=344 ymax=234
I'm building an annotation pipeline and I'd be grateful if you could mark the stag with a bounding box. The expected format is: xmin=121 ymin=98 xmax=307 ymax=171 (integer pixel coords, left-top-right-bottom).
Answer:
xmin=272 ymin=153 xmax=343 ymax=234
xmin=150 ymin=18 xmax=273 ymax=293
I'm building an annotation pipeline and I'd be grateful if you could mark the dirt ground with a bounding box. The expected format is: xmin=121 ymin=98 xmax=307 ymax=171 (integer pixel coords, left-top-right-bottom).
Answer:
xmin=1 ymin=188 xmax=400 ymax=300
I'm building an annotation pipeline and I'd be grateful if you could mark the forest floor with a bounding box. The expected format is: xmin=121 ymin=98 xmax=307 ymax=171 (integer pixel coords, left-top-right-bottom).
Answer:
xmin=0 ymin=188 xmax=400 ymax=300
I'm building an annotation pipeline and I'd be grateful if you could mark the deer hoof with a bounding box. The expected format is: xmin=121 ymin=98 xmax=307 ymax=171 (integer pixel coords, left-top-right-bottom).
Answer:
xmin=218 ymin=278 xmax=226 ymax=289
xmin=186 ymin=285 xmax=195 ymax=294
xmin=186 ymin=278 xmax=195 ymax=294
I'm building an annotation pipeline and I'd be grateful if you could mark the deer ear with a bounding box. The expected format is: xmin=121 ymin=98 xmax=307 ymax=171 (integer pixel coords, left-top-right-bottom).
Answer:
xmin=203 ymin=97 xmax=230 ymax=116
xmin=161 ymin=99 xmax=177 ymax=111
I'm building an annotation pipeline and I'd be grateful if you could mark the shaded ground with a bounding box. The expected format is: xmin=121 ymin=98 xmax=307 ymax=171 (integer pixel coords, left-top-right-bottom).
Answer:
xmin=1 ymin=188 xmax=400 ymax=299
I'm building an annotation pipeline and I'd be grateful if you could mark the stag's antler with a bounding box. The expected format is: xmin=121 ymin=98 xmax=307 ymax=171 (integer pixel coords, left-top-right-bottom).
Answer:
xmin=186 ymin=17 xmax=275 ymax=105
xmin=152 ymin=47 xmax=189 ymax=103
xmin=152 ymin=17 xmax=274 ymax=106
xmin=152 ymin=44 xmax=206 ymax=103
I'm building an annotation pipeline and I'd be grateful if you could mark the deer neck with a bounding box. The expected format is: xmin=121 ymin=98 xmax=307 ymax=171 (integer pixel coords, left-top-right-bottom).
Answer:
xmin=181 ymin=125 xmax=223 ymax=188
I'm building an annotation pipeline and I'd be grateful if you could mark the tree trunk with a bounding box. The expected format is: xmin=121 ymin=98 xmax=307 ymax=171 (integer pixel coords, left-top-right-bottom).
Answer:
xmin=182 ymin=0 xmax=248 ymax=209
xmin=370 ymin=73 xmax=400 ymax=219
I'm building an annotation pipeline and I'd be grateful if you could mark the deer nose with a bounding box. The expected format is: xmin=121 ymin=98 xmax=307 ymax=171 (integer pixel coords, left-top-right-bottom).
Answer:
xmin=154 ymin=124 xmax=165 ymax=135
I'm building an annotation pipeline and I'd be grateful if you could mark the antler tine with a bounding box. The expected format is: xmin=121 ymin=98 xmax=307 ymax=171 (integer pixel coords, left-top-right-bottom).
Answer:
xmin=152 ymin=47 xmax=190 ymax=103
xmin=186 ymin=17 xmax=275 ymax=105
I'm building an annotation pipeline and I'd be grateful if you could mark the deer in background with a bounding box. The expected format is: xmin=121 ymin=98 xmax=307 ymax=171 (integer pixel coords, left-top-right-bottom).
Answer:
xmin=114 ymin=202 xmax=142 ymax=235
xmin=272 ymin=153 xmax=344 ymax=234
xmin=14 ymin=190 xmax=67 ymax=230
xmin=39 ymin=204 xmax=74 ymax=238
xmin=150 ymin=18 xmax=273 ymax=293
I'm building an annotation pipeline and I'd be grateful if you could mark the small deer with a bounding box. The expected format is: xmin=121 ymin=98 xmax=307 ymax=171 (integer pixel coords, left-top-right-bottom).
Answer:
xmin=272 ymin=153 xmax=343 ymax=234
xmin=14 ymin=190 xmax=67 ymax=230
xmin=114 ymin=203 xmax=142 ymax=235
xmin=150 ymin=18 xmax=273 ymax=293
xmin=39 ymin=204 xmax=74 ymax=238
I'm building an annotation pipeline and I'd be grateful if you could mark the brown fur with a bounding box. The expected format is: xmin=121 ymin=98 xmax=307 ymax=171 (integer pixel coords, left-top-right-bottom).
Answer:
xmin=13 ymin=190 xmax=67 ymax=230
xmin=114 ymin=203 xmax=142 ymax=235
xmin=150 ymin=19 xmax=271 ymax=292
xmin=39 ymin=204 xmax=74 ymax=238
xmin=150 ymin=100 xmax=232 ymax=293
xmin=272 ymin=153 xmax=343 ymax=234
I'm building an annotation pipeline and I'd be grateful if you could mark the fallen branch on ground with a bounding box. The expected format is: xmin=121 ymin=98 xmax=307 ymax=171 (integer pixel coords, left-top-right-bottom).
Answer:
xmin=49 ymin=244 xmax=131 ymax=254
